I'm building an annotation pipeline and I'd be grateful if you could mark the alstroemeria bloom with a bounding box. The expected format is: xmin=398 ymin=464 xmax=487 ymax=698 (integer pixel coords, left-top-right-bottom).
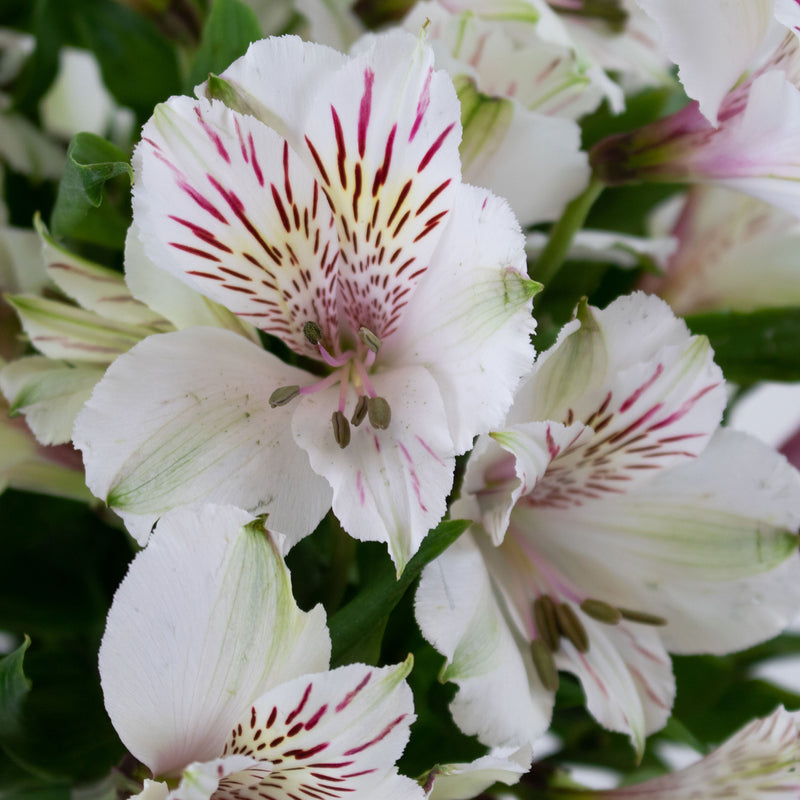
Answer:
xmin=590 ymin=3 xmax=800 ymax=217
xmin=585 ymin=706 xmax=800 ymax=800
xmin=400 ymin=0 xmax=613 ymax=225
xmin=416 ymin=293 xmax=800 ymax=752
xmin=641 ymin=185 xmax=800 ymax=314
xmin=100 ymin=504 xmax=423 ymax=800
xmin=74 ymin=32 xmax=538 ymax=570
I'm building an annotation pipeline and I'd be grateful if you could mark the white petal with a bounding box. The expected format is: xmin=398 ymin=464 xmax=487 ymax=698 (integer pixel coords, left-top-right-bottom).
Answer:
xmin=131 ymin=780 xmax=168 ymax=800
xmin=99 ymin=506 xmax=331 ymax=777
xmin=0 ymin=226 xmax=47 ymax=294
xmin=554 ymin=612 xmax=674 ymax=755
xmin=301 ymin=30 xmax=463 ymax=340
xmin=5 ymin=294 xmax=155 ymax=363
xmin=606 ymin=706 xmax=800 ymax=799
xmin=1 ymin=355 xmax=104 ymax=445
xmin=74 ymin=327 xmax=331 ymax=545
xmin=384 ymin=185 xmax=537 ymax=454
xmin=635 ymin=0 xmax=776 ymax=125
xmin=35 ymin=218 xmax=168 ymax=330
xmin=425 ymin=745 xmax=532 ymax=800
xmin=706 ymin=70 xmax=800 ymax=217
xmin=124 ymin=224 xmax=260 ymax=342
xmin=463 ymin=421 xmax=591 ymax=545
xmin=133 ymin=96 xmax=340 ymax=358
xmin=460 ymin=97 xmax=589 ymax=227
xmin=292 ymin=365 xmax=454 ymax=572
xmin=170 ymin=756 xmax=264 ymax=800
xmin=416 ymin=532 xmax=553 ymax=748
xmin=516 ymin=429 xmax=800 ymax=656
xmin=652 ymin=187 xmax=800 ymax=314
xmin=210 ymin=36 xmax=349 ymax=146
xmin=220 ymin=660 xmax=417 ymax=797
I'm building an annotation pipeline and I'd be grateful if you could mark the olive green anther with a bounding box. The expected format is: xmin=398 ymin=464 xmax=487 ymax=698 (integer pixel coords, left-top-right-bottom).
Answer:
xmin=269 ymin=385 xmax=300 ymax=408
xmin=332 ymin=410 xmax=351 ymax=448
xmin=555 ymin=602 xmax=590 ymax=653
xmin=580 ymin=598 xmax=622 ymax=625
xmin=533 ymin=594 xmax=560 ymax=652
xmin=351 ymin=395 xmax=369 ymax=426
xmin=303 ymin=321 xmax=323 ymax=345
xmin=618 ymin=607 xmax=668 ymax=626
xmin=368 ymin=396 xmax=391 ymax=429
xmin=530 ymin=639 xmax=559 ymax=692
xmin=358 ymin=326 xmax=382 ymax=353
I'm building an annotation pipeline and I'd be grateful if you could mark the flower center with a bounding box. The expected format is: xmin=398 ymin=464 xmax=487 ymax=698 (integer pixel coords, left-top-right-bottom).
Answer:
xmin=268 ymin=321 xmax=392 ymax=448
xmin=503 ymin=527 xmax=667 ymax=693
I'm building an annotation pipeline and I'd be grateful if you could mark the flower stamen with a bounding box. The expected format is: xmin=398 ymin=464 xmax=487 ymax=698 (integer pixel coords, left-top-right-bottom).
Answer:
xmin=351 ymin=395 xmax=369 ymax=426
xmin=530 ymin=639 xmax=559 ymax=692
xmin=533 ymin=594 xmax=560 ymax=652
xmin=269 ymin=385 xmax=300 ymax=407
xmin=367 ymin=396 xmax=392 ymax=429
xmin=555 ymin=602 xmax=589 ymax=653
xmin=332 ymin=410 xmax=351 ymax=448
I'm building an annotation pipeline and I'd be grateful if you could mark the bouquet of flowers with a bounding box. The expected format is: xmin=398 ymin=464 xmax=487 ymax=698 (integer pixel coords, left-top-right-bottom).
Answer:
xmin=2 ymin=1 xmax=800 ymax=798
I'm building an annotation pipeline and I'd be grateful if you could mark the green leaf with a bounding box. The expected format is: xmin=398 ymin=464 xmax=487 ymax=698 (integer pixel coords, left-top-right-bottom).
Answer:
xmin=187 ymin=0 xmax=263 ymax=90
xmin=328 ymin=519 xmax=470 ymax=667
xmin=0 ymin=638 xmax=31 ymax=739
xmin=685 ymin=307 xmax=800 ymax=384
xmin=50 ymin=133 xmax=132 ymax=249
xmin=76 ymin=0 xmax=181 ymax=120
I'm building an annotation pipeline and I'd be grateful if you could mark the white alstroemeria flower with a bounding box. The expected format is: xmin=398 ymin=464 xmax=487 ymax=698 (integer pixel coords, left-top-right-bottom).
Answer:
xmin=588 ymin=706 xmax=800 ymax=800
xmin=591 ymin=5 xmax=800 ymax=217
xmin=416 ymin=293 xmax=800 ymax=753
xmin=100 ymin=505 xmax=422 ymax=800
xmin=74 ymin=32 xmax=538 ymax=571
xmin=0 ymin=220 xmax=255 ymax=445
xmin=642 ymin=185 xmax=800 ymax=314
xmin=401 ymin=0 xmax=609 ymax=225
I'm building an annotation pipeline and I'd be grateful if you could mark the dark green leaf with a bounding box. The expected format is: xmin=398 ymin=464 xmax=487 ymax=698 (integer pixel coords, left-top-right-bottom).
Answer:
xmin=0 ymin=638 xmax=31 ymax=739
xmin=1 ymin=643 xmax=125 ymax=781
xmin=0 ymin=490 xmax=132 ymax=640
xmin=76 ymin=0 xmax=181 ymax=120
xmin=0 ymin=750 xmax=70 ymax=800
xmin=50 ymin=133 xmax=132 ymax=249
xmin=187 ymin=0 xmax=263 ymax=90
xmin=686 ymin=307 xmax=800 ymax=384
xmin=328 ymin=519 xmax=470 ymax=666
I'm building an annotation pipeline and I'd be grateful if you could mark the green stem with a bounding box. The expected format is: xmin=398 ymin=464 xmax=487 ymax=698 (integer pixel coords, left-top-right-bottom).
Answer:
xmin=531 ymin=177 xmax=604 ymax=286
